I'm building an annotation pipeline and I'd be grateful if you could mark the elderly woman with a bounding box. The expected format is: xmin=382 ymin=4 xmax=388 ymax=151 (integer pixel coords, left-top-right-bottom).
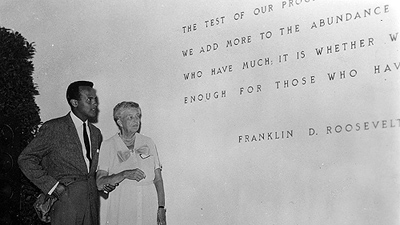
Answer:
xmin=96 ymin=101 xmax=166 ymax=225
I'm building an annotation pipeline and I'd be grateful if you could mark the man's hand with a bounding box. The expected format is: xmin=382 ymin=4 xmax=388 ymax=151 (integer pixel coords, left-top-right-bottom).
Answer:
xmin=53 ymin=183 xmax=66 ymax=199
xmin=103 ymin=183 xmax=119 ymax=194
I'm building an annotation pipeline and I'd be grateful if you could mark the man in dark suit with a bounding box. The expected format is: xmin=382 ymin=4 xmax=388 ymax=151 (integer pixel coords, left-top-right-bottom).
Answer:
xmin=19 ymin=80 xmax=107 ymax=225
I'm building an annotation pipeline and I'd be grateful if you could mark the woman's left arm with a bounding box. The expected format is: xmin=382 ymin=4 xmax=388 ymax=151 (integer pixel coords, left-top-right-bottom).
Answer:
xmin=154 ymin=168 xmax=166 ymax=224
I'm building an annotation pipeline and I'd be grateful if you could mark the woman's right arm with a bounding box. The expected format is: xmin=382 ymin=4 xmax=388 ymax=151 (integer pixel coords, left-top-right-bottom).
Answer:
xmin=96 ymin=169 xmax=146 ymax=191
xmin=96 ymin=170 xmax=126 ymax=191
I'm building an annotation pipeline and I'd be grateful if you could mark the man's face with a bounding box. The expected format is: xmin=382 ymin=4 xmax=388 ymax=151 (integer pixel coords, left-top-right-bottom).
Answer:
xmin=118 ymin=107 xmax=141 ymax=134
xmin=73 ymin=86 xmax=98 ymax=121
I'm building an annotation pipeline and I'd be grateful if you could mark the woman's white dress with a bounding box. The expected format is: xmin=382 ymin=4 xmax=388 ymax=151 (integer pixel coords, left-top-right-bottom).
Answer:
xmin=98 ymin=133 xmax=162 ymax=225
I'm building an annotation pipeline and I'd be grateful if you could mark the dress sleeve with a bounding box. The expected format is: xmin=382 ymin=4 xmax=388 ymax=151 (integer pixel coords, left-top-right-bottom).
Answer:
xmin=148 ymin=138 xmax=162 ymax=170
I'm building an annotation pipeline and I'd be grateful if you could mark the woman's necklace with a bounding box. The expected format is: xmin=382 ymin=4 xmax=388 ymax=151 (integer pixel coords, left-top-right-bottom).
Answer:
xmin=120 ymin=133 xmax=135 ymax=149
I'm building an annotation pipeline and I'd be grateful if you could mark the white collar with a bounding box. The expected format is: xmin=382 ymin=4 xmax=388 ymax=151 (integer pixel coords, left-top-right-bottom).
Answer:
xmin=70 ymin=111 xmax=87 ymax=127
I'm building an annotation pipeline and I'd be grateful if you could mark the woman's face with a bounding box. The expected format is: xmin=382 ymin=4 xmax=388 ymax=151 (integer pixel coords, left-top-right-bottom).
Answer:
xmin=118 ymin=107 xmax=141 ymax=134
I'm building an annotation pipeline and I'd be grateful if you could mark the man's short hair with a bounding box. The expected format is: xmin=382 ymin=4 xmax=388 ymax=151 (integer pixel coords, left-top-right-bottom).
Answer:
xmin=66 ymin=81 xmax=94 ymax=106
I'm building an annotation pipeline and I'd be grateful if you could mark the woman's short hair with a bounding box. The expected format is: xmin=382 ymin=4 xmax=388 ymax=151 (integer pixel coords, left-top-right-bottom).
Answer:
xmin=113 ymin=101 xmax=141 ymax=123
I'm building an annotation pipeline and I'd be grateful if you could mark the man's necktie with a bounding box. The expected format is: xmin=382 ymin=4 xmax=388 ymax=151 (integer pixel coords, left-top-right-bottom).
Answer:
xmin=83 ymin=122 xmax=92 ymax=166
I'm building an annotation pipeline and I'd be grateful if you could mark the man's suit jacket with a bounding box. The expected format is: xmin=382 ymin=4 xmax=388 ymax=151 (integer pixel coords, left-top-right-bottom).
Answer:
xmin=18 ymin=113 xmax=103 ymax=225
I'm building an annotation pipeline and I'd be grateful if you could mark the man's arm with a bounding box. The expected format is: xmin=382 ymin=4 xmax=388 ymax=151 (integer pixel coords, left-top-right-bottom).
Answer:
xmin=18 ymin=123 xmax=58 ymax=193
